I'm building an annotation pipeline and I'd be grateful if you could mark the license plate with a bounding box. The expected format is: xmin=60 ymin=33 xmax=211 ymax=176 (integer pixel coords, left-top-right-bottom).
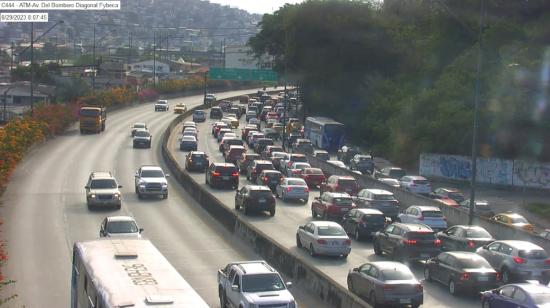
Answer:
xmin=399 ymin=299 xmax=411 ymax=304
xmin=478 ymin=276 xmax=488 ymax=282
xmin=258 ymin=198 xmax=266 ymax=203
xmin=222 ymin=176 xmax=230 ymax=180
xmin=341 ymin=208 xmax=349 ymax=212
xmin=332 ymin=241 xmax=338 ymax=246
xmin=420 ymin=253 xmax=430 ymax=258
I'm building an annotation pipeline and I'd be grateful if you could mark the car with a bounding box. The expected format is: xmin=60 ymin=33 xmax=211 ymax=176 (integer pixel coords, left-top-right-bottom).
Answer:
xmin=373 ymin=223 xmax=442 ymax=262
xmin=99 ymin=216 xmax=143 ymax=238
xmin=424 ymin=251 xmax=499 ymax=295
xmin=313 ymin=150 xmax=330 ymax=161
xmin=292 ymin=138 xmax=314 ymax=154
xmin=192 ymin=110 xmax=206 ymax=122
xmin=239 ymin=95 xmax=249 ymax=104
xmin=539 ymin=229 xmax=550 ymax=241
xmin=347 ymin=261 xmax=423 ymax=308
xmin=134 ymin=166 xmax=169 ymax=199
xmin=235 ymin=185 xmax=276 ymax=216
xmin=399 ymin=176 xmax=431 ymax=195
xmin=209 ymin=106 xmax=223 ymax=119
xmin=437 ymin=225 xmax=495 ymax=252
xmin=205 ymin=162 xmax=239 ymax=189
xmin=261 ymin=145 xmax=284 ymax=160
xmin=173 ymin=103 xmax=187 ymax=114
xmin=179 ymin=135 xmax=198 ymax=151
xmin=266 ymin=111 xmax=279 ymax=122
xmin=85 ymin=171 xmax=122 ymax=210
xmin=222 ymin=116 xmax=239 ymax=129
xmin=431 ymin=187 xmax=465 ymax=204
xmin=241 ymin=125 xmax=258 ymax=141
xmin=247 ymin=160 xmax=275 ymax=182
xmin=182 ymin=128 xmax=198 ymax=140
xmin=260 ymin=107 xmax=272 ymax=121
xmin=249 ymin=118 xmax=261 ymax=129
xmin=311 ymin=192 xmax=356 ymax=220
xmin=225 ymin=145 xmax=246 ymax=165
xmin=212 ymin=122 xmax=229 ymax=137
xmin=270 ymin=152 xmax=290 ymax=171
xmin=272 ymin=123 xmax=284 ymax=135
xmin=374 ymin=167 xmax=406 ymax=180
xmin=296 ymin=221 xmax=351 ymax=258
xmin=219 ymin=137 xmax=243 ymax=153
xmin=280 ymin=153 xmax=308 ymax=175
xmin=342 ymin=208 xmax=386 ymax=241
xmin=299 ymin=167 xmax=325 ymax=188
xmin=481 ymin=283 xmax=550 ymax=308
xmin=219 ymin=100 xmax=232 ymax=112
xmin=131 ymin=122 xmax=147 ymax=137
xmin=254 ymin=138 xmax=275 ymax=154
xmin=378 ymin=178 xmax=401 ymax=187
xmin=285 ymin=162 xmax=311 ymax=177
xmin=476 ymin=240 xmax=550 ymax=284
xmin=245 ymin=110 xmax=257 ymax=122
xmin=247 ymin=132 xmax=265 ymax=147
xmin=237 ymin=153 xmax=261 ymax=174
xmin=397 ymin=205 xmax=448 ymax=232
xmin=217 ymin=128 xmax=234 ymax=142
xmin=229 ymin=106 xmax=241 ymax=118
xmin=185 ymin=151 xmax=209 ymax=172
xmin=459 ymin=200 xmax=495 ymax=217
xmin=275 ymin=177 xmax=309 ymax=203
xmin=218 ymin=260 xmax=296 ymax=308
xmin=320 ymin=175 xmax=360 ymax=196
xmin=354 ymin=189 xmax=400 ymax=220
xmin=284 ymin=132 xmax=301 ymax=148
xmin=349 ymin=154 xmax=375 ymax=174
xmin=182 ymin=121 xmax=196 ymax=132
xmin=327 ymin=160 xmax=347 ymax=169
xmin=132 ymin=129 xmax=152 ymax=148
xmin=256 ymin=169 xmax=284 ymax=192
xmin=154 ymin=99 xmax=169 ymax=111
xmin=490 ymin=212 xmax=534 ymax=233
xmin=262 ymin=128 xmax=280 ymax=141
xmin=204 ymin=93 xmax=216 ymax=106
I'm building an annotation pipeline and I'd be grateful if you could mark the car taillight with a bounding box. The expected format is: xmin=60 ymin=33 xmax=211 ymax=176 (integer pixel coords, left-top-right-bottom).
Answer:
xmin=434 ymin=239 xmax=441 ymax=246
xmin=544 ymin=259 xmax=550 ymax=265
xmin=383 ymin=284 xmax=394 ymax=291
xmin=252 ymin=167 xmax=256 ymax=173
xmin=403 ymin=239 xmax=417 ymax=245
xmin=286 ymin=187 xmax=292 ymax=192
xmin=344 ymin=239 xmax=352 ymax=245
xmin=232 ymin=171 xmax=239 ymax=177
xmin=415 ymin=284 xmax=423 ymax=292
xmin=495 ymin=272 xmax=500 ymax=281
xmin=467 ymin=241 xmax=475 ymax=248
xmin=317 ymin=239 xmax=327 ymax=245
xmin=263 ymin=176 xmax=269 ymax=182
xmin=212 ymin=172 xmax=221 ymax=177
xmin=513 ymin=257 xmax=527 ymax=264
xmin=304 ymin=187 xmax=309 ymax=193
xmin=460 ymin=273 xmax=470 ymax=281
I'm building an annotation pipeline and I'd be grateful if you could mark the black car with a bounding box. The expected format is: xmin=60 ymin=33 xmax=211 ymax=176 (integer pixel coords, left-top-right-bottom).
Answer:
xmin=205 ymin=163 xmax=239 ymax=189
xmin=373 ymin=223 xmax=441 ymax=262
xmin=436 ymin=225 xmax=495 ymax=252
xmin=185 ymin=151 xmax=209 ymax=172
xmin=254 ymin=138 xmax=275 ymax=154
xmin=424 ymin=251 xmax=499 ymax=295
xmin=210 ymin=107 xmax=223 ymax=119
xmin=342 ymin=208 xmax=387 ymax=241
xmin=285 ymin=133 xmax=301 ymax=148
xmin=237 ymin=153 xmax=261 ymax=174
xmin=247 ymin=160 xmax=275 ymax=182
xmin=255 ymin=170 xmax=284 ymax=192
xmin=235 ymin=185 xmax=276 ymax=216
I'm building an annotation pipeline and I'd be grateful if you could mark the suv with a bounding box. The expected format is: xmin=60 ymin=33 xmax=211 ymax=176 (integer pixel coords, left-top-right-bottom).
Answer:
xmin=476 ymin=240 xmax=550 ymax=284
xmin=398 ymin=205 xmax=448 ymax=232
xmin=280 ymin=153 xmax=307 ymax=175
xmin=247 ymin=160 xmax=275 ymax=182
xmin=399 ymin=176 xmax=431 ymax=195
xmin=373 ymin=223 xmax=442 ymax=261
xmin=99 ymin=216 xmax=142 ymax=238
xmin=205 ymin=162 xmax=239 ymax=189
xmin=235 ymin=185 xmax=276 ymax=216
xmin=193 ymin=110 xmax=206 ymax=122
xmin=349 ymin=154 xmax=374 ymax=174
xmin=374 ymin=167 xmax=406 ymax=180
xmin=342 ymin=208 xmax=386 ymax=240
xmin=210 ymin=106 xmax=223 ymax=119
xmin=154 ymin=99 xmax=169 ymax=111
xmin=225 ymin=145 xmax=246 ymax=165
xmin=218 ymin=261 xmax=295 ymax=308
xmin=354 ymin=189 xmax=400 ymax=219
xmin=85 ymin=171 xmax=122 ymax=209
xmin=131 ymin=122 xmax=147 ymax=137
xmin=134 ymin=166 xmax=169 ymax=199
xmin=320 ymin=175 xmax=360 ymax=196
xmin=185 ymin=151 xmax=209 ymax=172
xmin=311 ymin=192 xmax=355 ymax=220
xmin=313 ymin=150 xmax=330 ymax=161
xmin=292 ymin=138 xmax=313 ymax=154
xmin=132 ymin=129 xmax=152 ymax=148
xmin=254 ymin=138 xmax=274 ymax=154
xmin=238 ymin=153 xmax=261 ymax=174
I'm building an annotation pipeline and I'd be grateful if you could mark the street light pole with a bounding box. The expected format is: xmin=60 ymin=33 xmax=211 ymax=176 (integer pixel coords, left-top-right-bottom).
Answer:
xmin=468 ymin=0 xmax=485 ymax=225
xmin=92 ymin=23 xmax=96 ymax=93
xmin=30 ymin=22 xmax=34 ymax=115
xmin=153 ymin=30 xmax=156 ymax=86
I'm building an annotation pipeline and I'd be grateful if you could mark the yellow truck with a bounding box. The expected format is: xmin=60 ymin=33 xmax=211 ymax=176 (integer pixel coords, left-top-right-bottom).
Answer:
xmin=79 ymin=106 xmax=106 ymax=134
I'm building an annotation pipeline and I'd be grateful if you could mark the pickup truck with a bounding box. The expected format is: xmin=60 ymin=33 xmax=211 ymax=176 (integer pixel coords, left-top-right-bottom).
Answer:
xmin=218 ymin=261 xmax=296 ymax=308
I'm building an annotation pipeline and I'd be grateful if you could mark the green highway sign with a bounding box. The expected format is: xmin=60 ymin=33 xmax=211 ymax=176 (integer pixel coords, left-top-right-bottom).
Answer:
xmin=208 ymin=67 xmax=279 ymax=81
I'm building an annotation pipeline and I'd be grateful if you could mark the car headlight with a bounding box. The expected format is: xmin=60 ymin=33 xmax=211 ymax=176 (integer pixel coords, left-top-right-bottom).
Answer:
xmin=139 ymin=183 xmax=146 ymax=188
xmin=114 ymin=193 xmax=121 ymax=199
xmin=90 ymin=194 xmax=96 ymax=199
xmin=289 ymin=301 xmax=297 ymax=308
xmin=162 ymin=183 xmax=168 ymax=187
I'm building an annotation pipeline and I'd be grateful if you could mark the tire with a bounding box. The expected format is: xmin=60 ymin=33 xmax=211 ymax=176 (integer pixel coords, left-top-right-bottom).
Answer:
xmin=270 ymin=208 xmax=275 ymax=217
xmin=347 ymin=277 xmax=354 ymax=293
xmin=322 ymin=211 xmax=328 ymax=220
xmin=312 ymin=209 xmax=317 ymax=218
xmin=354 ymin=228 xmax=362 ymax=241
xmin=342 ymin=254 xmax=348 ymax=259
xmin=296 ymin=234 xmax=302 ymax=248
xmin=309 ymin=244 xmax=317 ymax=257
xmin=163 ymin=193 xmax=168 ymax=199
xmin=244 ymin=203 xmax=250 ymax=216
xmin=449 ymin=279 xmax=458 ymax=296
xmin=501 ymin=267 xmax=512 ymax=284
xmin=424 ymin=267 xmax=432 ymax=282
xmin=235 ymin=200 xmax=240 ymax=210
xmin=368 ymin=291 xmax=378 ymax=308
xmin=303 ymin=198 xmax=309 ymax=204
xmin=373 ymin=240 xmax=382 ymax=256
xmin=482 ymin=299 xmax=491 ymax=308
xmin=137 ymin=192 xmax=143 ymax=200
xmin=116 ymin=203 xmax=121 ymax=210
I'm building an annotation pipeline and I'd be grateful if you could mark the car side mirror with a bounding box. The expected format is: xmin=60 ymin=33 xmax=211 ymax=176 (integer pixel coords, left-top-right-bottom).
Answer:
xmin=84 ymin=186 xmax=89 ymax=189
xmin=139 ymin=228 xmax=144 ymax=234
xmin=492 ymin=289 xmax=498 ymax=294
xmin=231 ymin=285 xmax=239 ymax=292
xmin=165 ymin=174 xmax=170 ymax=178
xmin=285 ymin=281 xmax=292 ymax=289
xmin=298 ymin=225 xmax=305 ymax=230
xmin=118 ymin=185 xmax=123 ymax=188
xmin=482 ymin=245 xmax=489 ymax=250
xmin=352 ymin=267 xmax=359 ymax=272
xmin=134 ymin=173 xmax=138 ymax=177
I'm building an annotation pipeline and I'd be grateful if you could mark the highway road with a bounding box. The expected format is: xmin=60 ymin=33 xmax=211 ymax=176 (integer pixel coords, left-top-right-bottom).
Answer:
xmin=0 ymin=89 xmax=326 ymax=308
xmin=168 ymin=113 xmax=483 ymax=308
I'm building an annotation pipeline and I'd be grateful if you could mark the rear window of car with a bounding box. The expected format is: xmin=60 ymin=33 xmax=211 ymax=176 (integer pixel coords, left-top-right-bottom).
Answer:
xmin=317 ymin=226 xmax=346 ymax=236
xmin=381 ymin=269 xmax=414 ymax=281
xmin=291 ymin=156 xmax=307 ymax=162
xmin=305 ymin=168 xmax=323 ymax=175
xmin=389 ymin=169 xmax=406 ymax=178
xmin=518 ymin=249 xmax=548 ymax=259
xmin=422 ymin=210 xmax=444 ymax=218
xmin=249 ymin=190 xmax=273 ymax=198
xmin=465 ymin=228 xmax=492 ymax=238
xmin=134 ymin=131 xmax=150 ymax=137
xmin=457 ymin=256 xmax=492 ymax=269
xmin=406 ymin=232 xmax=436 ymax=240
xmin=287 ymin=179 xmax=306 ymax=186
xmin=215 ymin=166 xmax=237 ymax=174
xmin=372 ymin=194 xmax=395 ymax=201
xmin=362 ymin=214 xmax=385 ymax=224
xmin=413 ymin=179 xmax=429 ymax=185
xmin=191 ymin=154 xmax=207 ymax=161
xmin=338 ymin=179 xmax=357 ymax=187
xmin=194 ymin=110 xmax=205 ymax=115
xmin=332 ymin=197 xmax=353 ymax=206
xmin=229 ymin=149 xmax=245 ymax=155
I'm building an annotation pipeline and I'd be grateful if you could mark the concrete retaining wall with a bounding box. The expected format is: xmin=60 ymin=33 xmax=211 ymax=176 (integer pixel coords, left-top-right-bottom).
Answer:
xmin=161 ymin=93 xmax=370 ymax=308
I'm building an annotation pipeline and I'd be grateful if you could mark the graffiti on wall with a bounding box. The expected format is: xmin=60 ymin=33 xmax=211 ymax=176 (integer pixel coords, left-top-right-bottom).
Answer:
xmin=513 ymin=161 xmax=550 ymax=189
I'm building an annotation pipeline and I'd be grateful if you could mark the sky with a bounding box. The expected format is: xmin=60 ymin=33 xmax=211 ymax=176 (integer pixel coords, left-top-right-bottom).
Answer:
xmin=207 ymin=0 xmax=305 ymax=14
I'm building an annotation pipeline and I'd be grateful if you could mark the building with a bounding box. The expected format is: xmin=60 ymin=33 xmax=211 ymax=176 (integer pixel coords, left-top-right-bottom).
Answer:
xmin=127 ymin=60 xmax=170 ymax=75
xmin=224 ymin=45 xmax=273 ymax=70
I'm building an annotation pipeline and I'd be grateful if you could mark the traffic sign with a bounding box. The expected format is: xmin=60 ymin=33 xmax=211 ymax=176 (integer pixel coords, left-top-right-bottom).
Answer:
xmin=208 ymin=67 xmax=278 ymax=81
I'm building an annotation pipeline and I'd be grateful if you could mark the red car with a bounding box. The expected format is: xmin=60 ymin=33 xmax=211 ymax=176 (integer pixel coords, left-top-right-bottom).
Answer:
xmin=266 ymin=111 xmax=279 ymax=121
xmin=312 ymin=192 xmax=356 ymax=220
xmin=300 ymin=168 xmax=326 ymax=188
xmin=320 ymin=175 xmax=360 ymax=196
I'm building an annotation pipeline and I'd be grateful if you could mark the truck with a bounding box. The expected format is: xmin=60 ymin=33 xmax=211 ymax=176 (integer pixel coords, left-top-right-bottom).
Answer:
xmin=79 ymin=106 xmax=106 ymax=134
xmin=218 ymin=260 xmax=296 ymax=308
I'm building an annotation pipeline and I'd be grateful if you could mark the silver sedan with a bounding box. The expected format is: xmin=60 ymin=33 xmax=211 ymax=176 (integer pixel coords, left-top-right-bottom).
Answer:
xmin=275 ymin=177 xmax=309 ymax=203
xmin=296 ymin=221 xmax=351 ymax=258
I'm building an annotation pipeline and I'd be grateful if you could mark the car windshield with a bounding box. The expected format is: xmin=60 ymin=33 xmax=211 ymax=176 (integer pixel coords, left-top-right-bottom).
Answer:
xmin=317 ymin=225 xmax=346 ymax=236
xmin=381 ymin=269 xmax=414 ymax=281
xmin=373 ymin=194 xmax=395 ymax=201
xmin=510 ymin=216 xmax=529 ymax=224
xmin=90 ymin=179 xmax=117 ymax=189
xmin=242 ymin=273 xmax=285 ymax=292
xmin=191 ymin=154 xmax=206 ymax=161
xmin=141 ymin=170 xmax=164 ymax=178
xmin=465 ymin=228 xmax=492 ymax=238
xmin=249 ymin=190 xmax=273 ymax=198
xmin=194 ymin=111 xmax=205 ymax=115
xmin=338 ymin=179 xmax=357 ymax=188
xmin=532 ymin=293 xmax=550 ymax=305
xmin=422 ymin=210 xmax=443 ymax=218
xmin=80 ymin=109 xmax=100 ymax=116
xmin=133 ymin=124 xmax=145 ymax=129
xmin=518 ymin=250 xmax=548 ymax=259
xmin=457 ymin=256 xmax=492 ymax=269
xmin=448 ymin=192 xmax=465 ymax=202
xmin=291 ymin=156 xmax=307 ymax=162
xmin=106 ymin=221 xmax=138 ymax=234
xmin=134 ymin=131 xmax=150 ymax=137
xmin=413 ymin=179 xmax=429 ymax=185
xmin=362 ymin=214 xmax=385 ymax=223
xmin=332 ymin=197 xmax=353 ymax=206
xmin=287 ymin=180 xmax=306 ymax=186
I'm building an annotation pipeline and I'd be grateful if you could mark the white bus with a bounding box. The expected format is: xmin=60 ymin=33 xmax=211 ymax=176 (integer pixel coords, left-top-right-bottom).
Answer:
xmin=303 ymin=116 xmax=345 ymax=151
xmin=71 ymin=239 xmax=209 ymax=308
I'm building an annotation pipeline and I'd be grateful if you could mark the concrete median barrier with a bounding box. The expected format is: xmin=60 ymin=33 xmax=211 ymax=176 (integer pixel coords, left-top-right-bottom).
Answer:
xmin=161 ymin=94 xmax=371 ymax=308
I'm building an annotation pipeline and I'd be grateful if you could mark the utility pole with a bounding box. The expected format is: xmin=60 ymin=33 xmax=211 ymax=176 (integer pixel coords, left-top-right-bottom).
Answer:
xmin=128 ymin=31 xmax=132 ymax=65
xmin=203 ymin=71 xmax=207 ymax=103
xmin=30 ymin=22 xmax=34 ymax=115
xmin=153 ymin=30 xmax=156 ymax=86
xmin=92 ymin=23 xmax=96 ymax=93
xmin=9 ymin=42 xmax=14 ymax=73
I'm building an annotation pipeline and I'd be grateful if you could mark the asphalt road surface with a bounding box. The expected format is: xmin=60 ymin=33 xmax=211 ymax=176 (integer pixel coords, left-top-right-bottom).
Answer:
xmin=0 ymin=89 xmax=327 ymax=308
xmin=168 ymin=113 xmax=484 ymax=308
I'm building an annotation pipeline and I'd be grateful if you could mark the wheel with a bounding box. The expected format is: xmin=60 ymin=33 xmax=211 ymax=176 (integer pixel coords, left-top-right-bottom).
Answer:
xmin=270 ymin=208 xmax=275 ymax=217
xmin=373 ymin=240 xmax=382 ymax=255
xmin=137 ymin=192 xmax=143 ymax=199
xmin=354 ymin=228 xmax=362 ymax=241
xmin=296 ymin=234 xmax=302 ymax=248
xmin=368 ymin=291 xmax=379 ymax=308
xmin=482 ymin=299 xmax=491 ymax=308
xmin=322 ymin=211 xmax=328 ymax=220
xmin=449 ymin=279 xmax=458 ymax=296
xmin=309 ymin=244 xmax=317 ymax=257
xmin=342 ymin=254 xmax=348 ymax=259
xmin=501 ymin=267 xmax=512 ymax=284
xmin=303 ymin=198 xmax=309 ymax=204
xmin=424 ymin=267 xmax=432 ymax=282
xmin=347 ymin=277 xmax=354 ymax=293
xmin=244 ymin=204 xmax=250 ymax=216
xmin=312 ymin=209 xmax=317 ymax=218
xmin=235 ymin=200 xmax=240 ymax=210
xmin=116 ymin=203 xmax=121 ymax=210
xmin=163 ymin=193 xmax=168 ymax=199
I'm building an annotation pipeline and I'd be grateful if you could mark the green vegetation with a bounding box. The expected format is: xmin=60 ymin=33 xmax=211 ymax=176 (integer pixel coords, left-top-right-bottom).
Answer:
xmin=249 ymin=0 xmax=550 ymax=165
xmin=526 ymin=202 xmax=550 ymax=220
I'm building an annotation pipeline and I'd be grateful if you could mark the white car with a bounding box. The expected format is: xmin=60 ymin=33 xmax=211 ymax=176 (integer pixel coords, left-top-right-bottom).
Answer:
xmin=296 ymin=221 xmax=351 ymax=258
xmin=286 ymin=162 xmax=311 ymax=177
xmin=131 ymin=122 xmax=147 ymax=137
xmin=399 ymin=175 xmax=431 ymax=195
xmin=327 ymin=160 xmax=347 ymax=169
xmin=397 ymin=205 xmax=448 ymax=232
xmin=275 ymin=177 xmax=309 ymax=203
xmin=154 ymin=99 xmax=169 ymax=111
xmin=99 ymin=216 xmax=143 ymax=238
xmin=134 ymin=166 xmax=169 ymax=199
xmin=378 ymin=178 xmax=400 ymax=188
